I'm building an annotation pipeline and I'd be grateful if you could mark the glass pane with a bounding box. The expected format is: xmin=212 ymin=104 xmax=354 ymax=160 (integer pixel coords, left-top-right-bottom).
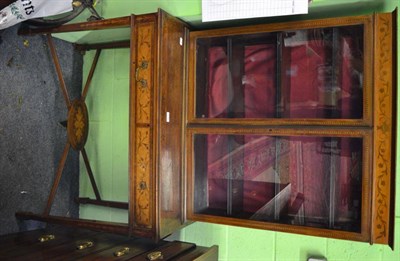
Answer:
xmin=195 ymin=25 xmax=363 ymax=120
xmin=281 ymin=26 xmax=363 ymax=119
xmin=193 ymin=134 xmax=363 ymax=232
xmin=196 ymin=33 xmax=278 ymax=118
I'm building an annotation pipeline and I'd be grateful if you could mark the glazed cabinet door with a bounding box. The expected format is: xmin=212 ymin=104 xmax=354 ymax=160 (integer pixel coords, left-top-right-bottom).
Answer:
xmin=186 ymin=11 xmax=396 ymax=246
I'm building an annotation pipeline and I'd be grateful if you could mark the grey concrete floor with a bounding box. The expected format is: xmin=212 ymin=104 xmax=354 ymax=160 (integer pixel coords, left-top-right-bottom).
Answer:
xmin=0 ymin=24 xmax=81 ymax=235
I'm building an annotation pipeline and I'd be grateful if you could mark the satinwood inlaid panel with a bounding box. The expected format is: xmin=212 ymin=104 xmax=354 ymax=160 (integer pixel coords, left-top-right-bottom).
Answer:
xmin=135 ymin=127 xmax=152 ymax=228
xmin=133 ymin=20 xmax=156 ymax=229
xmin=67 ymin=99 xmax=89 ymax=151
xmin=372 ymin=12 xmax=395 ymax=245
xmin=135 ymin=23 xmax=154 ymax=125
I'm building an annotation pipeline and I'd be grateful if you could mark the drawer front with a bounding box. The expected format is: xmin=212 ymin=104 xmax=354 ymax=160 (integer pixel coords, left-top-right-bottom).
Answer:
xmin=131 ymin=15 xmax=157 ymax=231
xmin=0 ymin=228 xmax=218 ymax=261
xmin=135 ymin=22 xmax=153 ymax=125
xmin=77 ymin=238 xmax=162 ymax=261
xmin=172 ymin=245 xmax=219 ymax=261
xmin=130 ymin=241 xmax=196 ymax=260
xmin=134 ymin=126 xmax=152 ymax=228
xmin=0 ymin=229 xmax=102 ymax=260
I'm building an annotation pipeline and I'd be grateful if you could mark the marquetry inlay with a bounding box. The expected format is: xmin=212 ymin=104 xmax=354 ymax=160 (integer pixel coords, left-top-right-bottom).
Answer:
xmin=372 ymin=13 xmax=393 ymax=244
xmin=67 ymin=99 xmax=89 ymax=151
xmin=133 ymin=21 xmax=155 ymax=229
xmin=135 ymin=127 xmax=151 ymax=227
xmin=136 ymin=23 xmax=153 ymax=124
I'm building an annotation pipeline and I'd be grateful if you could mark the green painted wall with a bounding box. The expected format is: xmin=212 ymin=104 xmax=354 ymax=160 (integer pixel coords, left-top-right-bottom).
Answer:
xmin=78 ymin=0 xmax=400 ymax=260
xmin=79 ymin=48 xmax=130 ymax=223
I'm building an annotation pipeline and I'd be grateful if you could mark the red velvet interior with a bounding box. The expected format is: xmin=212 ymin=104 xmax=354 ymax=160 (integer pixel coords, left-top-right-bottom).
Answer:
xmin=203 ymin=33 xmax=362 ymax=227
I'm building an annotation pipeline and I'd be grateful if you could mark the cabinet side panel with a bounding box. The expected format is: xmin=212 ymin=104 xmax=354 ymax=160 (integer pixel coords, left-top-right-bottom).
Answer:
xmin=372 ymin=11 xmax=395 ymax=245
xmin=157 ymin=10 xmax=189 ymax=239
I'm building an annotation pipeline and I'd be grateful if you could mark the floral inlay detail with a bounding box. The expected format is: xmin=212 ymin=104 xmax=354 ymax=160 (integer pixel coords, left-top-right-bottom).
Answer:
xmin=74 ymin=107 xmax=85 ymax=140
xmin=374 ymin=14 xmax=392 ymax=242
xmin=135 ymin=127 xmax=151 ymax=228
xmin=67 ymin=99 xmax=89 ymax=151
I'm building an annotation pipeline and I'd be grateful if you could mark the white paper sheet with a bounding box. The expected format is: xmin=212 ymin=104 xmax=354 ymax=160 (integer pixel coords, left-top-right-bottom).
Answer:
xmin=202 ymin=0 xmax=309 ymax=22
xmin=0 ymin=0 xmax=72 ymax=29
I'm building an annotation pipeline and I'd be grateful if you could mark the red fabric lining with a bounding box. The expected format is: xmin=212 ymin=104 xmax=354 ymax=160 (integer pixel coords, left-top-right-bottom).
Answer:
xmin=204 ymin=32 xmax=362 ymax=227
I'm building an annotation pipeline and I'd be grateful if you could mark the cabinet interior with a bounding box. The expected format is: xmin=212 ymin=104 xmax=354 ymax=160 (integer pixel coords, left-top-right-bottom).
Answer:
xmin=193 ymin=133 xmax=365 ymax=233
xmin=195 ymin=25 xmax=364 ymax=120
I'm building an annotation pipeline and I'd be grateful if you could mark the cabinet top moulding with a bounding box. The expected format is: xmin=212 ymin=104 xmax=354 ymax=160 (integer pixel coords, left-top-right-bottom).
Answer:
xmin=17 ymin=10 xmax=178 ymax=36
xmin=18 ymin=16 xmax=132 ymax=35
xmin=190 ymin=13 xmax=375 ymax=37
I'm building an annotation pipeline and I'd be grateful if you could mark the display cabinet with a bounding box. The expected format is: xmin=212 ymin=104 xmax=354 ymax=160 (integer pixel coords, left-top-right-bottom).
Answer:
xmin=15 ymin=8 xmax=396 ymax=248
xmin=186 ymin=11 xmax=396 ymax=246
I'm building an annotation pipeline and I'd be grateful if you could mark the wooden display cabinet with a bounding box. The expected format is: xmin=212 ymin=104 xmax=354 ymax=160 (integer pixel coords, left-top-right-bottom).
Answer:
xmin=186 ymin=11 xmax=397 ymax=247
xmin=16 ymin=8 xmax=396 ymax=248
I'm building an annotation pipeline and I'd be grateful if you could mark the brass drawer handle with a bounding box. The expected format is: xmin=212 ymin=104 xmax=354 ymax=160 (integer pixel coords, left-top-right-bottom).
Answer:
xmin=38 ymin=234 xmax=55 ymax=242
xmin=147 ymin=251 xmax=163 ymax=260
xmin=76 ymin=241 xmax=94 ymax=250
xmin=114 ymin=247 xmax=130 ymax=257
xmin=139 ymin=181 xmax=147 ymax=190
xmin=138 ymin=78 xmax=148 ymax=88
xmin=135 ymin=60 xmax=149 ymax=78
xmin=135 ymin=60 xmax=149 ymax=89
xmin=72 ymin=1 xmax=82 ymax=7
